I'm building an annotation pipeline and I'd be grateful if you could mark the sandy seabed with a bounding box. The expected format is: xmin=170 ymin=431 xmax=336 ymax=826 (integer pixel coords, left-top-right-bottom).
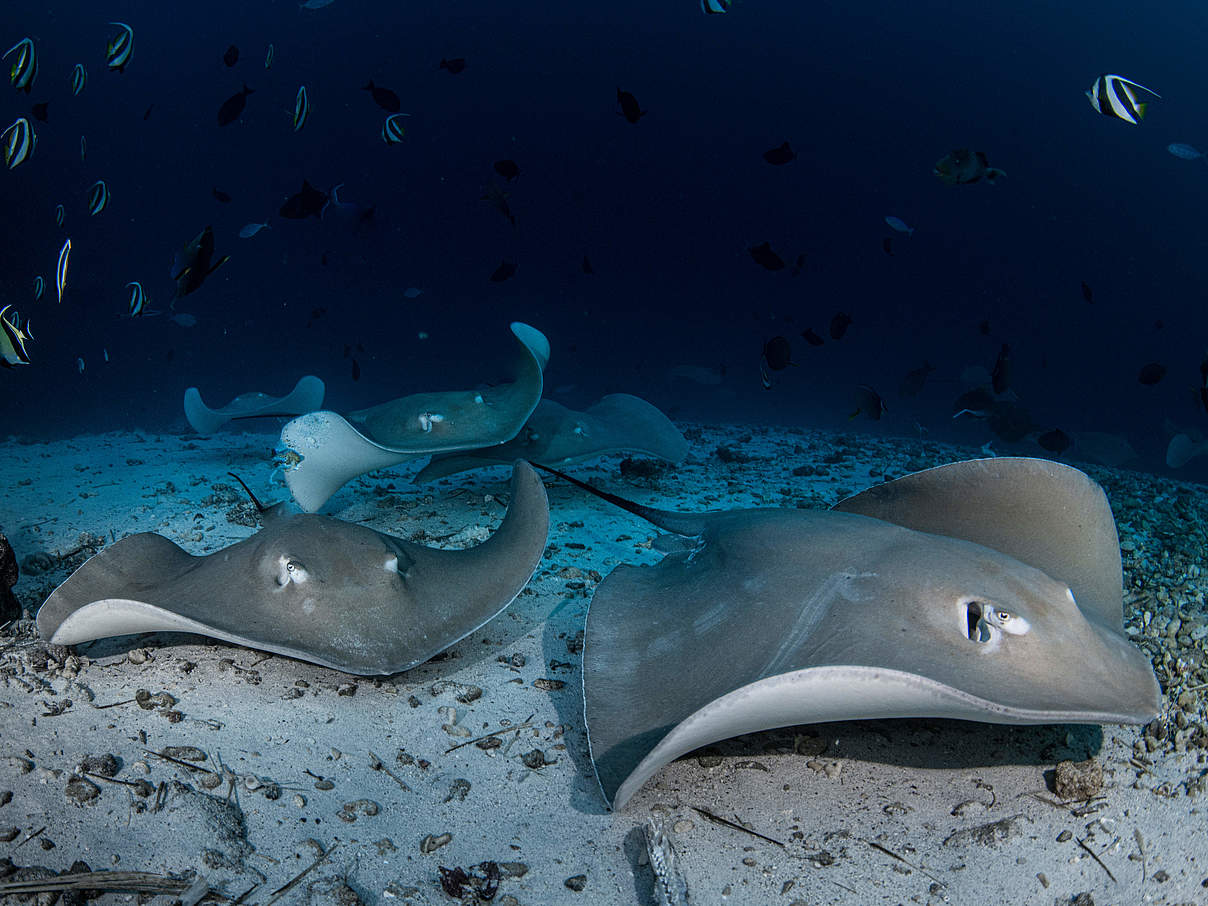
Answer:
xmin=1 ymin=424 xmax=1206 ymax=906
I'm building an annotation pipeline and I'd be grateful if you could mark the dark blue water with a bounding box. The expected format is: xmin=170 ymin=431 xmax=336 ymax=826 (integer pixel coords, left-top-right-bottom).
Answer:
xmin=2 ymin=0 xmax=1206 ymax=478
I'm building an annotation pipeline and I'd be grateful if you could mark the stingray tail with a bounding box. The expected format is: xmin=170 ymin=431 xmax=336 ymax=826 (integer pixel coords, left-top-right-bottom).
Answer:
xmin=531 ymin=462 xmax=707 ymax=536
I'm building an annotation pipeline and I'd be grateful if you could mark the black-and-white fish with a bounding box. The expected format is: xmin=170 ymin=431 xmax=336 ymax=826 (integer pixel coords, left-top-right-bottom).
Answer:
xmin=86 ymin=179 xmax=109 ymax=216
xmin=265 ymin=44 xmax=274 ymax=69
xmin=701 ymin=0 xmax=733 ymax=12
xmin=4 ymin=38 xmax=37 ymax=93
xmin=55 ymin=203 xmax=64 ymax=227
xmin=381 ymin=113 xmax=409 ymax=144
xmin=294 ymin=85 xmax=309 ymax=131
xmin=126 ymin=281 xmax=150 ymax=317
xmin=106 ymin=22 xmax=135 ymax=73
xmin=80 ymin=135 xmax=86 ymax=162
xmin=1085 ymin=74 xmax=1159 ymax=125
xmin=71 ymin=63 xmax=87 ymax=96
xmin=32 ymin=275 xmax=43 ymax=301
xmin=0 ymin=305 xmax=31 ymax=367
xmin=2 ymin=117 xmax=35 ymax=168
xmin=56 ymin=238 xmax=71 ymax=302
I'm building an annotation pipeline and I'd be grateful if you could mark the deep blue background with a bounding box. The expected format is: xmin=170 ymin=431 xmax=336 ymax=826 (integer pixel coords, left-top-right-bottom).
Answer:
xmin=2 ymin=0 xmax=1207 ymax=478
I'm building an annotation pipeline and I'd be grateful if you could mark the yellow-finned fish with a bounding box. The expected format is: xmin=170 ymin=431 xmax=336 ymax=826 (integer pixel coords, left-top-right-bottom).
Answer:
xmin=86 ymin=179 xmax=109 ymax=215
xmin=33 ymin=275 xmax=44 ymax=301
xmin=2 ymin=117 xmax=35 ymax=168
xmin=106 ymin=22 xmax=134 ymax=72
xmin=4 ymin=38 xmax=37 ymax=93
xmin=126 ymin=281 xmax=150 ymax=317
xmin=294 ymin=85 xmax=310 ymax=131
xmin=56 ymin=238 xmax=71 ymax=302
xmin=0 ymin=305 xmax=32 ymax=367
xmin=382 ymin=113 xmax=409 ymax=144
xmin=1086 ymin=73 xmax=1159 ymax=125
xmin=265 ymin=43 xmax=274 ymax=69
xmin=71 ymin=63 xmax=87 ymax=96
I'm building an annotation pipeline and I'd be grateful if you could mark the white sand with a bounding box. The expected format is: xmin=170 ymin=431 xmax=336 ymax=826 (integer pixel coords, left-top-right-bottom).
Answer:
xmin=1 ymin=425 xmax=1205 ymax=905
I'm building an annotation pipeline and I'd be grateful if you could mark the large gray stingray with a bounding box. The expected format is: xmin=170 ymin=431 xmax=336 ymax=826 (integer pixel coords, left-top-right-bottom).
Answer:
xmin=415 ymin=394 xmax=688 ymax=483
xmin=36 ymin=462 xmax=548 ymax=675
xmin=277 ymin=322 xmax=549 ymax=512
xmin=183 ymin=375 xmax=326 ymax=434
xmin=569 ymin=457 xmax=1162 ymax=809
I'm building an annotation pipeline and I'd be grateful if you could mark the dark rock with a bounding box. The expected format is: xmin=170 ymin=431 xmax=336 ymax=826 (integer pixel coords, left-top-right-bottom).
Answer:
xmin=0 ymin=529 xmax=19 ymax=621
xmin=1053 ymin=758 xmax=1104 ymax=801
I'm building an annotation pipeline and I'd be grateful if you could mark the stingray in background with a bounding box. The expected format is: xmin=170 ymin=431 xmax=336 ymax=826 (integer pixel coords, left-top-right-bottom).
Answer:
xmin=276 ymin=322 xmax=548 ymax=512
xmin=184 ymin=375 xmax=326 ymax=434
xmin=415 ymin=394 xmax=688 ymax=482
xmin=541 ymin=457 xmax=1162 ymax=809
xmin=36 ymin=462 xmax=548 ymax=675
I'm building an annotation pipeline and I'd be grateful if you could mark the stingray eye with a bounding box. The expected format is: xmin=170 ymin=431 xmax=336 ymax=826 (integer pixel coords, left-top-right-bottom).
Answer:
xmin=276 ymin=557 xmax=310 ymax=586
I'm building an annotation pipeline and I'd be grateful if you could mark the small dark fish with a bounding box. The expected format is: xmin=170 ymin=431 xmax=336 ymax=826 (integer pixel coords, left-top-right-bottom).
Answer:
xmin=481 ymin=183 xmax=516 ymax=226
xmin=493 ymin=159 xmax=520 ymax=181
xmin=223 ymin=45 xmax=239 ymax=67
xmin=1037 ymin=428 xmax=1071 ymax=454
xmin=171 ymin=225 xmax=230 ymax=299
xmin=279 ymin=179 xmax=328 ymax=219
xmin=978 ymin=319 xmax=991 ymax=336
xmin=30 ymin=102 xmax=48 ymax=123
xmin=1080 ymin=281 xmax=1094 ymax=303
xmin=790 ymin=253 xmax=806 ymax=276
xmin=991 ymin=343 xmax=1010 ymax=394
xmin=581 ymin=255 xmax=593 ymax=275
xmin=882 ymin=237 xmax=893 ymax=255
xmin=217 ymin=83 xmax=254 ymax=126
xmin=850 ymin=385 xmax=886 ymax=421
xmin=899 ymin=361 xmax=935 ymax=397
xmin=829 ymin=312 xmax=852 ymax=340
xmin=211 ymin=186 xmax=232 ymax=203
xmin=143 ymin=104 xmax=153 ymax=121
xmin=801 ymin=327 xmax=824 ymax=347
xmin=439 ymin=57 xmax=466 ymax=74
xmin=762 ymin=336 xmax=792 ymax=371
xmin=616 ymin=87 xmax=645 ymax=123
xmin=748 ymin=241 xmax=785 ymax=271
xmin=363 ymin=80 xmax=401 ymax=113
xmin=762 ymin=141 xmax=796 ymax=165
xmin=490 ymin=259 xmax=516 ymax=282
xmin=306 ymin=307 xmax=326 ymax=327
xmin=351 ymin=358 xmax=361 ymax=381
xmin=953 ymin=387 xmax=997 ymax=419
xmin=933 ymin=148 xmax=1005 ymax=185
xmin=1137 ymin=362 xmax=1166 ymax=385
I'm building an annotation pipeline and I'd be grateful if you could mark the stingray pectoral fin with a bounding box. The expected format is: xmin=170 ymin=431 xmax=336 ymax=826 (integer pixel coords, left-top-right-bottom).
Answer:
xmin=186 ymin=375 xmax=326 ymax=435
xmin=394 ymin=460 xmax=549 ymax=667
xmin=832 ymin=457 xmax=1125 ymax=632
xmin=601 ymin=664 xmax=1155 ymax=810
xmin=36 ymin=533 xmax=196 ymax=640
xmin=183 ymin=386 xmax=226 ymax=434
xmin=46 ymin=599 xmax=224 ymax=646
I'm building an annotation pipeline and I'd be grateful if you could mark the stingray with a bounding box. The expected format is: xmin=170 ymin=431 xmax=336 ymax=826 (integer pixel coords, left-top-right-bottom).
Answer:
xmin=35 ymin=461 xmax=548 ymax=675
xmin=184 ymin=375 xmax=325 ymax=434
xmin=549 ymin=457 xmax=1162 ymax=809
xmin=276 ymin=322 xmax=548 ymax=512
xmin=415 ymin=394 xmax=687 ymax=483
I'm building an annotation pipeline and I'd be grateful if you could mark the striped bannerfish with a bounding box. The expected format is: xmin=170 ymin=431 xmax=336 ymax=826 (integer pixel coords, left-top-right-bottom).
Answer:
xmin=294 ymin=85 xmax=309 ymax=131
xmin=1086 ymin=74 xmax=1160 ymax=125
xmin=0 ymin=305 xmax=32 ymax=367
xmin=56 ymin=238 xmax=71 ymax=302
xmin=80 ymin=135 xmax=86 ymax=162
xmin=4 ymin=38 xmax=37 ymax=93
xmin=106 ymin=22 xmax=135 ymax=72
xmin=86 ymin=179 xmax=109 ymax=215
xmin=126 ymin=281 xmax=149 ymax=316
xmin=33 ymin=276 xmax=43 ymax=301
xmin=71 ymin=63 xmax=87 ymax=96
xmin=701 ymin=0 xmax=732 ymax=12
xmin=265 ymin=43 xmax=274 ymax=69
xmin=382 ymin=113 xmax=409 ymax=144
xmin=1 ymin=117 xmax=35 ymax=168
xmin=55 ymin=203 xmax=64 ymax=226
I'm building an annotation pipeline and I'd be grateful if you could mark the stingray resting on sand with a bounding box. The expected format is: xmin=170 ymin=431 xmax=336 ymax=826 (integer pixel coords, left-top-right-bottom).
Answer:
xmin=416 ymin=394 xmax=688 ymax=482
xmin=276 ymin=322 xmax=548 ymax=512
xmin=36 ymin=462 xmax=548 ymax=675
xmin=183 ymin=375 xmax=326 ymax=434
xmin=540 ymin=457 xmax=1162 ymax=809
